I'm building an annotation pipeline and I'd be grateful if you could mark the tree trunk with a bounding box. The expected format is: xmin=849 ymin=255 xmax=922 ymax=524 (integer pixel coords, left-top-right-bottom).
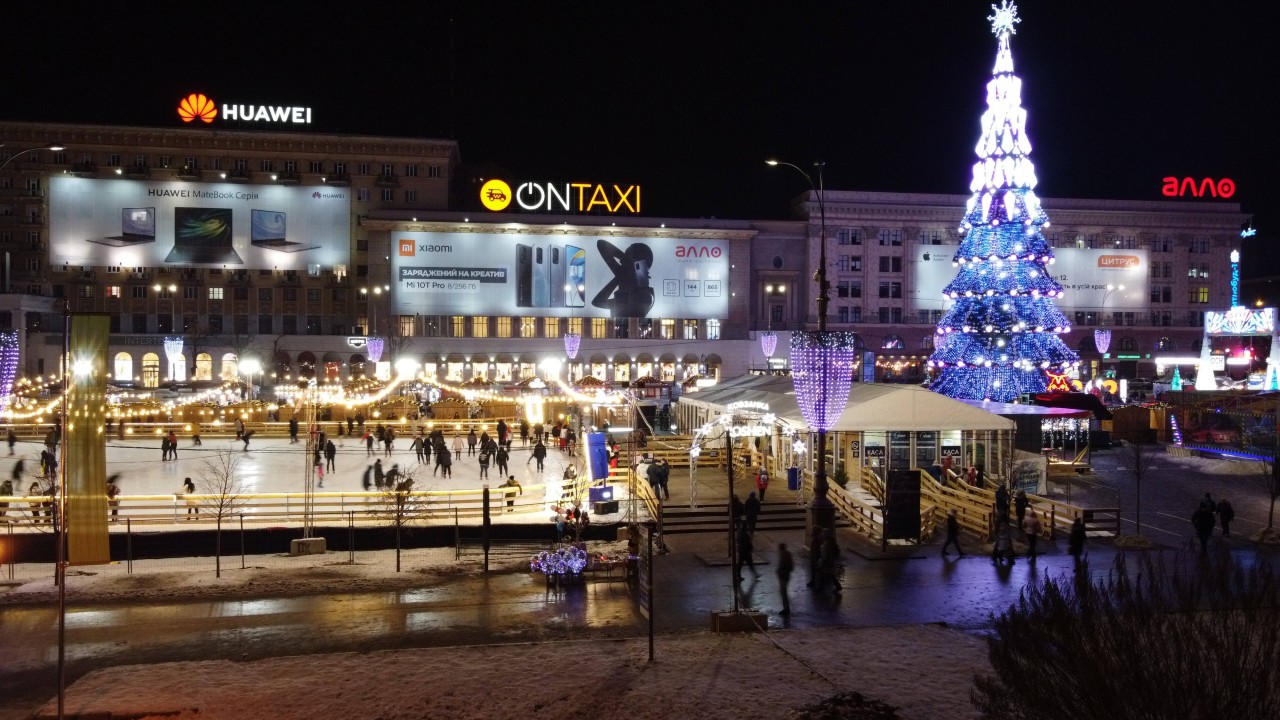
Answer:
xmin=215 ymin=518 xmax=222 ymax=578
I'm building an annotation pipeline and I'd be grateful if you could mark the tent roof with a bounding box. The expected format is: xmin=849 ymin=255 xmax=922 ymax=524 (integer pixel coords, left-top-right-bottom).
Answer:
xmin=679 ymin=376 xmax=1013 ymax=433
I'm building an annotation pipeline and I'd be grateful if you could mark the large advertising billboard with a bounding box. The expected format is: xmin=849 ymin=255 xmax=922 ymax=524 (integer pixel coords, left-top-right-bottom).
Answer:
xmin=49 ymin=177 xmax=350 ymax=270
xmin=390 ymin=231 xmax=728 ymax=319
xmin=911 ymin=246 xmax=1149 ymax=312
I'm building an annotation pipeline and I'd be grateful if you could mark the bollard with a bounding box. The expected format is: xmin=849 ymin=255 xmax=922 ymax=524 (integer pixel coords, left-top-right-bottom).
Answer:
xmin=482 ymin=484 xmax=491 ymax=572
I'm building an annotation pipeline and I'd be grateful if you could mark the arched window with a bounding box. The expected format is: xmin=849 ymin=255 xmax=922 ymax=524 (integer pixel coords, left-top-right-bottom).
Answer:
xmin=1119 ymin=336 xmax=1137 ymax=352
xmin=141 ymin=352 xmax=161 ymax=388
xmin=1156 ymin=337 xmax=1176 ymax=351
xmin=221 ymin=353 xmax=239 ymax=381
xmin=882 ymin=334 xmax=904 ymax=350
xmin=171 ymin=354 xmax=187 ymax=382
xmin=113 ymin=352 xmax=133 ymax=383
xmin=194 ymin=352 xmax=213 ymax=381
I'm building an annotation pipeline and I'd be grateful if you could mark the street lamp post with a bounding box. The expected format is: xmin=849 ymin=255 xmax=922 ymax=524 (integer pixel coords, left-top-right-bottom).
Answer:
xmin=768 ymin=160 xmax=851 ymax=538
xmin=360 ymin=284 xmax=390 ymax=335
xmin=240 ymin=357 xmax=262 ymax=402
xmin=0 ymin=142 xmax=66 ymax=172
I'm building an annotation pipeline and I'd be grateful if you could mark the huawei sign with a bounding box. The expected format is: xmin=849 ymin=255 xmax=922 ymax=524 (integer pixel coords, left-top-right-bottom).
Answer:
xmin=1097 ymin=255 xmax=1140 ymax=269
xmin=177 ymin=93 xmax=218 ymax=123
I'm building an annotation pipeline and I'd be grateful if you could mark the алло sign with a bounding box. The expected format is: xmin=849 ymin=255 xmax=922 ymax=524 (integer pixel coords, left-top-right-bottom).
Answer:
xmin=479 ymin=178 xmax=641 ymax=215
xmin=178 ymin=93 xmax=313 ymax=125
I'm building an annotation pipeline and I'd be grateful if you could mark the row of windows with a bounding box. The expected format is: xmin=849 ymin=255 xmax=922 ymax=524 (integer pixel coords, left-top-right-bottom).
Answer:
xmin=835 ymin=229 xmax=947 ymax=246
xmin=835 ymin=256 xmax=903 ymax=273
xmin=42 ymin=151 xmax=443 ymax=179
xmin=1149 ymin=262 xmax=1214 ymax=279
xmin=1149 ymin=286 xmax=1212 ymax=304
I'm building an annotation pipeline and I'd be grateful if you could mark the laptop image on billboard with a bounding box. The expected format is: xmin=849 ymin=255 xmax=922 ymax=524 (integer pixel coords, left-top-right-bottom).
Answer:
xmin=250 ymin=209 xmax=318 ymax=253
xmin=88 ymin=207 xmax=156 ymax=247
xmin=164 ymin=207 xmax=244 ymax=264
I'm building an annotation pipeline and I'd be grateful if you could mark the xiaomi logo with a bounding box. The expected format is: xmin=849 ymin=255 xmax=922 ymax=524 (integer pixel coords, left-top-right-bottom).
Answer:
xmin=178 ymin=93 xmax=218 ymax=123
xmin=398 ymin=239 xmax=416 ymax=257
xmin=1097 ymin=255 xmax=1140 ymax=269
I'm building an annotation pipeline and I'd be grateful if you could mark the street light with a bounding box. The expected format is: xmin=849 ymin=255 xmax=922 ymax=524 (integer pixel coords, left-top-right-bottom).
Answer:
xmin=360 ymin=284 xmax=391 ymax=334
xmin=768 ymin=159 xmax=853 ymax=537
xmin=240 ymin=357 xmax=262 ymax=402
xmin=0 ymin=142 xmax=66 ymax=171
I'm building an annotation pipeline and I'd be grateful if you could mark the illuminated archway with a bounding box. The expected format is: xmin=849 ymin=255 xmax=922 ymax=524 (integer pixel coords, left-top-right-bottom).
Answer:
xmin=141 ymin=353 xmax=161 ymax=388
xmin=113 ymin=352 xmax=134 ymax=383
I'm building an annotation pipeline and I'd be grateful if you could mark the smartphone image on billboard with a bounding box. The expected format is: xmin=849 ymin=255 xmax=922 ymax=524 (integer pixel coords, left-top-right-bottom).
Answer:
xmin=516 ymin=244 xmax=533 ymax=307
xmin=532 ymin=245 xmax=550 ymax=308
xmin=548 ymin=245 xmax=564 ymax=307
xmin=566 ymin=244 xmax=586 ymax=307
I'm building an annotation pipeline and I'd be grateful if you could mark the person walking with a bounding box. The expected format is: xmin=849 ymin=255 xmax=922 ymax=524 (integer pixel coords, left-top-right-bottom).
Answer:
xmin=440 ymin=446 xmax=453 ymax=478
xmin=412 ymin=434 xmax=425 ymax=464
xmin=756 ymin=466 xmax=770 ymax=502
xmin=478 ymin=445 xmax=491 ymax=479
xmin=1014 ymin=489 xmax=1029 ymax=530
xmin=167 ymin=430 xmax=179 ymax=461
xmin=289 ymin=416 xmax=299 ymax=444
xmin=941 ymin=509 xmax=963 ymax=557
xmin=451 ymin=433 xmax=464 ymax=461
xmin=7 ymin=427 xmax=16 ymax=456
xmin=994 ymin=483 xmax=1010 ymax=522
xmin=325 ymin=439 xmax=337 ymax=472
xmin=734 ymin=523 xmax=757 ymax=582
xmin=161 ymin=434 xmax=171 ymax=461
xmin=191 ymin=422 xmax=202 ymax=446
xmin=241 ymin=429 xmax=254 ymax=452
xmin=365 ymin=430 xmax=375 ymax=457
xmin=658 ymin=459 xmax=671 ymax=500
xmin=106 ymin=475 xmax=121 ymax=522
xmin=1216 ymin=498 xmax=1235 ymax=537
xmin=501 ymin=475 xmax=522 ymax=512
xmin=1068 ymin=517 xmax=1087 ymax=566
xmin=646 ymin=460 xmax=663 ymax=499
xmin=1024 ymin=512 xmax=1042 ymax=560
xmin=992 ymin=519 xmax=1015 ymax=565
xmin=384 ymin=427 xmax=395 ymax=458
xmin=181 ymin=477 xmax=198 ymax=519
xmin=362 ymin=464 xmax=373 ymax=491
xmin=744 ymin=491 xmax=761 ymax=533
xmin=496 ymin=418 xmax=508 ymax=447
xmin=422 ymin=437 xmax=433 ymax=467
xmin=467 ymin=427 xmax=478 ymax=456
xmin=519 ymin=420 xmax=529 ymax=447
xmin=0 ymin=478 xmax=12 ymax=520
xmin=776 ymin=542 xmax=794 ymax=615
xmin=1192 ymin=504 xmax=1215 ymax=553
xmin=373 ymin=459 xmax=385 ymax=490
xmin=530 ymin=440 xmax=547 ymax=473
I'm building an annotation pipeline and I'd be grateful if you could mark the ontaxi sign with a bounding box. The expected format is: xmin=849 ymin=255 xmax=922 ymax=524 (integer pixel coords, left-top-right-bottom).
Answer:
xmin=479 ymin=179 xmax=641 ymax=214
xmin=178 ymin=93 xmax=313 ymax=125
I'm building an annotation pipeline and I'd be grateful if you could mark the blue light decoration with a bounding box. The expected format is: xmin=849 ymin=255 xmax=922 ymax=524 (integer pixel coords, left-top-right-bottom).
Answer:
xmin=760 ymin=330 xmax=778 ymax=359
xmin=790 ymin=330 xmax=858 ymax=431
xmin=530 ymin=545 xmax=589 ymax=576
xmin=927 ymin=1 xmax=1078 ymax=402
xmin=1171 ymin=366 xmax=1183 ymax=391
xmin=0 ymin=331 xmax=19 ymax=415
xmin=366 ymin=336 xmax=384 ymax=364
xmin=1230 ymin=249 xmax=1240 ymax=307
xmin=1169 ymin=413 xmax=1183 ymax=445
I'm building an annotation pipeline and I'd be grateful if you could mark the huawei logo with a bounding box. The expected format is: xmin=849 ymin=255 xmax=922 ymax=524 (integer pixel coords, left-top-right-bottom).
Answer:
xmin=177 ymin=93 xmax=218 ymax=124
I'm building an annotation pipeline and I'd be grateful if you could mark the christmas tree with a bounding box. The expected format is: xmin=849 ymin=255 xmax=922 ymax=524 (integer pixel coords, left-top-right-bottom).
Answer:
xmin=928 ymin=1 xmax=1078 ymax=402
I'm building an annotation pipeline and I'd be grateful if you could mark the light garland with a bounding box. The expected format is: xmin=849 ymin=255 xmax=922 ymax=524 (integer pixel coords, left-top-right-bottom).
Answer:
xmin=0 ymin=331 xmax=19 ymax=415
xmin=760 ymin=331 xmax=778 ymax=358
xmin=530 ymin=545 xmax=589 ymax=576
xmin=1093 ymin=328 xmax=1112 ymax=355
xmin=367 ymin=336 xmax=385 ymax=364
xmin=790 ymin=331 xmax=857 ymax=432
xmin=563 ymin=332 xmax=581 ymax=360
xmin=927 ymin=0 xmax=1078 ymax=402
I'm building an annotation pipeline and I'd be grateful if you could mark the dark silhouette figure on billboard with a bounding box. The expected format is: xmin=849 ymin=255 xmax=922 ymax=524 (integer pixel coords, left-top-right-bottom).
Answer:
xmin=591 ymin=239 xmax=654 ymax=318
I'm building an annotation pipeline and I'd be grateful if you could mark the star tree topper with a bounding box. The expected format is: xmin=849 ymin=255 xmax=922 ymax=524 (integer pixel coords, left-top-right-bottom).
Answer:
xmin=989 ymin=1 xmax=1020 ymax=36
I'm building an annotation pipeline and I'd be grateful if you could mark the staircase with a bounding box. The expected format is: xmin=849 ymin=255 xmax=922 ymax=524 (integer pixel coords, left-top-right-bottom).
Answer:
xmin=660 ymin=502 xmax=850 ymax=535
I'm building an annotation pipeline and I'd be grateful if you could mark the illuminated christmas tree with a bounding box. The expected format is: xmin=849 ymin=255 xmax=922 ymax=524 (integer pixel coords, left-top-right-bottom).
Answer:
xmin=928 ymin=1 xmax=1078 ymax=402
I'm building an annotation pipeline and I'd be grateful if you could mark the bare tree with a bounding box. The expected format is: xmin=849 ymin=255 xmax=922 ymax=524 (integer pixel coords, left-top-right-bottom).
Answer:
xmin=367 ymin=467 xmax=433 ymax=571
xmin=384 ymin=315 xmax=412 ymax=364
xmin=1114 ymin=439 xmax=1154 ymax=548
xmin=197 ymin=450 xmax=248 ymax=578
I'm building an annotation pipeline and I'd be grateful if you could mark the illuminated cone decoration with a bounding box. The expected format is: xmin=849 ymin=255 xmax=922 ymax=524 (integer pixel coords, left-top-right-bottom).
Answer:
xmin=563 ymin=332 xmax=581 ymax=360
xmin=367 ymin=336 xmax=385 ymax=364
xmin=760 ymin=331 xmax=778 ymax=358
xmin=0 ymin=331 xmax=18 ymax=415
xmin=1093 ymin=328 xmax=1111 ymax=355
xmin=927 ymin=1 xmax=1078 ymax=402
xmin=790 ymin=331 xmax=857 ymax=432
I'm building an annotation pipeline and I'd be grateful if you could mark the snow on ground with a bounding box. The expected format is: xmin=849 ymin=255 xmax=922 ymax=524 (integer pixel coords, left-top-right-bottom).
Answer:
xmin=44 ymin=624 xmax=988 ymax=720
xmin=1154 ymin=452 xmax=1268 ymax=476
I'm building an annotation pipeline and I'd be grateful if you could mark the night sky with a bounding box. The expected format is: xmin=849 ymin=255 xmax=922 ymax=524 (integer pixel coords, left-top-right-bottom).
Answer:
xmin=5 ymin=1 xmax=1276 ymax=230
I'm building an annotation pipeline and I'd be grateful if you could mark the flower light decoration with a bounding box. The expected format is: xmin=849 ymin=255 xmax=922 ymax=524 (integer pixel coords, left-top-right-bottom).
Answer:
xmin=530 ymin=545 xmax=589 ymax=576
xmin=1093 ymin=328 xmax=1111 ymax=355
xmin=760 ymin=330 xmax=778 ymax=359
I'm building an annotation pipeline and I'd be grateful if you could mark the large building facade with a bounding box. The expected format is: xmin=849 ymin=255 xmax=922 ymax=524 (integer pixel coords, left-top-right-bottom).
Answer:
xmin=1 ymin=119 xmax=1251 ymax=390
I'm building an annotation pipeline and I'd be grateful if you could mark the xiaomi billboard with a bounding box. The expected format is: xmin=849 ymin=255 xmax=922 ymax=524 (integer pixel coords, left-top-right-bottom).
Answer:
xmin=391 ymin=231 xmax=728 ymax=319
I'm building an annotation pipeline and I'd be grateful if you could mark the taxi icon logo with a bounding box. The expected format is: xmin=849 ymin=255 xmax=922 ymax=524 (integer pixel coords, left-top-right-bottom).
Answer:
xmin=178 ymin=93 xmax=218 ymax=124
xmin=480 ymin=179 xmax=512 ymax=211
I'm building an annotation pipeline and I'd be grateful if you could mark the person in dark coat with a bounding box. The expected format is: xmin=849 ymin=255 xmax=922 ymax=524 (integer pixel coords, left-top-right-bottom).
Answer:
xmin=519 ymin=420 xmax=529 ymax=446
xmin=467 ymin=428 xmax=478 ymax=456
xmin=495 ymin=446 xmax=509 ymax=477
xmin=289 ymin=416 xmax=300 ymax=444
xmin=776 ymin=542 xmax=794 ymax=615
xmin=1068 ymin=517 xmax=1087 ymax=566
xmin=529 ymin=440 xmax=547 ymax=472
xmin=941 ymin=509 xmax=963 ymax=557
xmin=818 ymin=531 xmax=842 ymax=593
xmin=1192 ymin=505 xmax=1216 ymax=553
xmin=439 ymin=446 xmax=453 ymax=478
xmin=496 ymin=419 xmax=508 ymax=447
xmin=373 ymin=459 xmax=385 ymax=490
xmin=324 ymin=439 xmax=337 ymax=472
xmin=744 ymin=491 xmax=761 ymax=533
xmin=362 ymin=465 xmax=373 ymax=491
xmin=994 ymin=484 xmax=1010 ymax=521
xmin=734 ymin=524 xmax=757 ymax=582
xmin=241 ymin=429 xmax=254 ymax=452
xmin=1014 ymin=489 xmax=1029 ymax=529
xmin=658 ymin=459 xmax=671 ymax=500
xmin=1216 ymin=498 xmax=1235 ymax=537
xmin=646 ymin=460 xmax=663 ymax=498
xmin=730 ymin=494 xmax=745 ymax=529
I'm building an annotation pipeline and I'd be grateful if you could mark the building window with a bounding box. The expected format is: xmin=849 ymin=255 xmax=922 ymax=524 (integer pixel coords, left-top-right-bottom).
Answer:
xmin=333 ymin=161 xmax=346 ymax=175
xmin=545 ymin=317 xmax=560 ymax=338
xmin=771 ymin=305 xmax=783 ymax=324
xmin=258 ymin=287 xmax=273 ymax=302
xmin=404 ymin=164 xmax=418 ymax=177
xmin=404 ymin=190 xmax=417 ymax=203
xmin=381 ymin=189 xmax=394 ymax=202
xmin=1150 ymin=286 xmax=1172 ymax=303
xmin=1152 ymin=236 xmax=1173 ymax=252
xmin=878 ymin=256 xmax=903 ymax=273
xmin=1189 ymin=287 xmax=1210 ymax=304
xmin=878 ymin=229 xmax=903 ymax=246
xmin=472 ymin=316 xmax=489 ymax=337
xmin=837 ymin=279 xmax=861 ymax=298
xmin=309 ymin=161 xmax=323 ymax=173
xmin=79 ymin=285 xmax=93 ymax=298
xmin=283 ymin=160 xmax=297 ymax=173
xmin=639 ymin=319 xmax=653 ymax=338
xmin=108 ymin=153 xmax=120 ymax=167
xmin=495 ymin=316 xmax=512 ymax=338
xmin=837 ymin=255 xmax=862 ymax=272
xmin=878 ymin=307 xmax=890 ymax=323
xmin=131 ymin=286 xmax=147 ymax=299
xmin=132 ymin=313 xmax=146 ymax=332
xmin=133 ymin=155 xmax=147 ymax=168
xmin=591 ymin=317 xmax=607 ymax=338
xmin=107 ymin=285 xmax=121 ymax=298
xmin=451 ymin=316 xmax=465 ymax=337
xmin=683 ymin=320 xmax=699 ymax=340
xmin=568 ymin=317 xmax=583 ymax=336
xmin=706 ymin=318 xmax=721 ymax=340
xmin=878 ymin=282 xmax=902 ymax=299
xmin=357 ymin=162 xmax=370 ymax=176
xmin=381 ymin=164 xmax=394 ymax=177
xmin=428 ymin=165 xmax=442 ymax=178
xmin=209 ymin=157 xmax=223 ymax=171
xmin=258 ymin=315 xmax=273 ymax=334
xmin=613 ymin=318 xmax=629 ymax=339
xmin=519 ymin=317 xmax=537 ymax=338
xmin=358 ymin=188 xmax=370 ymax=202
xmin=837 ymin=228 xmax=862 ymax=245
xmin=208 ymin=287 xmax=224 ymax=300
xmin=1189 ymin=238 xmax=1211 ymax=253
xmin=918 ymin=229 xmax=943 ymax=245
